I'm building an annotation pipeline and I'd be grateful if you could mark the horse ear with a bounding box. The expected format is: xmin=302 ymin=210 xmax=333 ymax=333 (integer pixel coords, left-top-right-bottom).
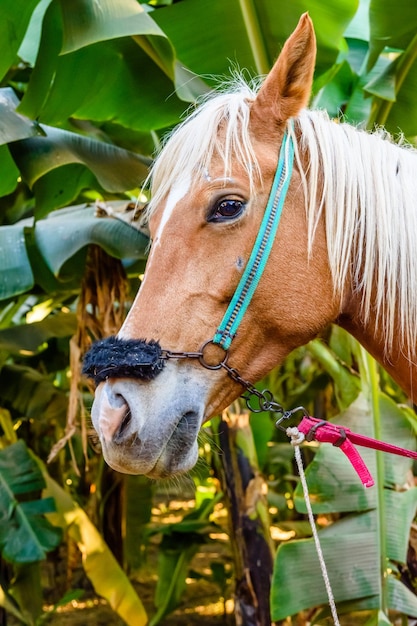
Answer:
xmin=252 ymin=13 xmax=316 ymax=125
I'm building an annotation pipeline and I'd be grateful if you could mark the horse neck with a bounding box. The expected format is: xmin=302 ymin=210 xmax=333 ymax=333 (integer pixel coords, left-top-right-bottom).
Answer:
xmin=337 ymin=303 xmax=417 ymax=403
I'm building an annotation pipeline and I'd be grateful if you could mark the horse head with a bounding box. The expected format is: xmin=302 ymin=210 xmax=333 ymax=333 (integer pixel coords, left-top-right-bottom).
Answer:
xmin=84 ymin=13 xmax=417 ymax=477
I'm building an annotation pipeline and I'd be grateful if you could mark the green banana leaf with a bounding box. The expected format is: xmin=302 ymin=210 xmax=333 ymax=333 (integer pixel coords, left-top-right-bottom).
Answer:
xmin=0 ymin=0 xmax=41 ymax=81
xmin=0 ymin=440 xmax=62 ymax=563
xmin=17 ymin=0 xmax=52 ymax=67
xmin=18 ymin=0 xmax=359 ymax=134
xmin=0 ymin=363 xmax=67 ymax=425
xmin=0 ymin=311 xmax=77 ymax=354
xmin=10 ymin=124 xmax=151 ymax=191
xmin=0 ymin=203 xmax=149 ymax=300
xmin=0 ymin=87 xmax=42 ymax=196
xmin=58 ymin=0 xmax=209 ymax=103
xmin=2 ymin=85 xmax=151 ymax=215
xmin=18 ymin=0 xmax=201 ymax=130
xmin=124 ymin=474 xmax=154 ymax=572
xmin=153 ymin=0 xmax=357 ymax=81
xmin=368 ymin=0 xmax=417 ymax=70
xmin=0 ymin=145 xmax=20 ymax=197
xmin=271 ymin=391 xmax=417 ymax=620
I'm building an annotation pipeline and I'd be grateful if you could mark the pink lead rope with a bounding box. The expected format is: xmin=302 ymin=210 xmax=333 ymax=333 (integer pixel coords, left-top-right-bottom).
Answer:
xmin=295 ymin=416 xmax=417 ymax=488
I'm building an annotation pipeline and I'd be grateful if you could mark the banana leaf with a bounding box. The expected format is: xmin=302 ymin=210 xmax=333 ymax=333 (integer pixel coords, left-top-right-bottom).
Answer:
xmin=0 ymin=145 xmax=21 ymax=197
xmin=0 ymin=88 xmax=43 ymax=145
xmin=58 ymin=0 xmax=208 ymax=103
xmin=368 ymin=0 xmax=417 ymax=70
xmin=0 ymin=88 xmax=43 ymax=196
xmin=0 ymin=311 xmax=77 ymax=354
xmin=152 ymin=0 xmax=357 ymax=81
xmin=17 ymin=0 xmax=52 ymax=66
xmin=0 ymin=440 xmax=62 ymax=563
xmin=18 ymin=0 xmax=199 ymax=130
xmin=0 ymin=203 xmax=149 ymax=300
xmin=146 ymin=496 xmax=221 ymax=626
xmin=0 ymin=364 xmax=67 ymax=429
xmin=10 ymin=124 xmax=151 ymax=191
xmin=0 ymin=0 xmax=41 ymax=81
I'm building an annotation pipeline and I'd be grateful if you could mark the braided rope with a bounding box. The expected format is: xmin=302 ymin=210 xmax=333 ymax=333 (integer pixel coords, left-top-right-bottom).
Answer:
xmin=287 ymin=426 xmax=341 ymax=625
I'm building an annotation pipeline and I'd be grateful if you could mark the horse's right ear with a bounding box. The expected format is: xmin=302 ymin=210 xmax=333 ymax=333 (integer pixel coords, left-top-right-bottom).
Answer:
xmin=251 ymin=13 xmax=316 ymax=126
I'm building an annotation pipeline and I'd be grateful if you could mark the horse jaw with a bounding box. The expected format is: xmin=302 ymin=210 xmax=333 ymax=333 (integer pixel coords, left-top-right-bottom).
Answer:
xmin=90 ymin=361 xmax=212 ymax=477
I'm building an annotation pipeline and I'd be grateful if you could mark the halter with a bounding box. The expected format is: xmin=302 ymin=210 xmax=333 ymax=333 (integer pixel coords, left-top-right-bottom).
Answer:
xmin=213 ymin=125 xmax=295 ymax=350
xmin=83 ymin=124 xmax=295 ymax=414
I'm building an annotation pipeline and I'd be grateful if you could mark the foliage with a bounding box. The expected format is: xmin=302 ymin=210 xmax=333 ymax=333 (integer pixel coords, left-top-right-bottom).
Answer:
xmin=0 ymin=0 xmax=417 ymax=624
xmin=0 ymin=438 xmax=62 ymax=563
xmin=43 ymin=466 xmax=148 ymax=626
xmin=145 ymin=496 xmax=222 ymax=626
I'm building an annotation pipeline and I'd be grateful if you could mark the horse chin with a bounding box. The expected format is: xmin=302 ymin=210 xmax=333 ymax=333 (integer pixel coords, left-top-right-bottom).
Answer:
xmin=90 ymin=363 xmax=207 ymax=477
xmin=100 ymin=438 xmax=200 ymax=478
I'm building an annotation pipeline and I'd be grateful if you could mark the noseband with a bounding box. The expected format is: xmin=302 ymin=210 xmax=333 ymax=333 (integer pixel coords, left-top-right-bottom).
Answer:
xmin=83 ymin=125 xmax=295 ymax=415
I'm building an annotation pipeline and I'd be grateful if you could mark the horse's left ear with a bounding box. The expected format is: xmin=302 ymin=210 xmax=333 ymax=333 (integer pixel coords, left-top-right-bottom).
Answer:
xmin=252 ymin=13 xmax=316 ymax=125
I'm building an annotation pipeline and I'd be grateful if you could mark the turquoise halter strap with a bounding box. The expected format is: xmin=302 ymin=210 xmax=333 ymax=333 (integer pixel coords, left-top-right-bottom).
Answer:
xmin=212 ymin=125 xmax=295 ymax=351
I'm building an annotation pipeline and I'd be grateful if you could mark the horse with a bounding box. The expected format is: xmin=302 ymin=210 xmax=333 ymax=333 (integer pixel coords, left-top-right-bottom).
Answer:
xmin=83 ymin=13 xmax=417 ymax=478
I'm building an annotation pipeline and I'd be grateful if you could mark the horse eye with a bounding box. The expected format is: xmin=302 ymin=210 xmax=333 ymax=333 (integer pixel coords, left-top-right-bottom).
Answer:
xmin=209 ymin=199 xmax=245 ymax=223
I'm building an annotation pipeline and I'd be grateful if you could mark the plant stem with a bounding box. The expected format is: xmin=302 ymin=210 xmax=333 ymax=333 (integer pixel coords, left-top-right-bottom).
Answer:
xmin=368 ymin=30 xmax=417 ymax=129
xmin=238 ymin=0 xmax=270 ymax=74
xmin=363 ymin=349 xmax=388 ymax=616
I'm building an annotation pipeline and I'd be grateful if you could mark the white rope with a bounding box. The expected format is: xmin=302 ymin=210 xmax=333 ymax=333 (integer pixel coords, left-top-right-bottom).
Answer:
xmin=286 ymin=426 xmax=341 ymax=626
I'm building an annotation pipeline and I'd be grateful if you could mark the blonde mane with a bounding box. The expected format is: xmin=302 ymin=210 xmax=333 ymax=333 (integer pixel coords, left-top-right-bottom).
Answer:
xmin=146 ymin=80 xmax=417 ymax=359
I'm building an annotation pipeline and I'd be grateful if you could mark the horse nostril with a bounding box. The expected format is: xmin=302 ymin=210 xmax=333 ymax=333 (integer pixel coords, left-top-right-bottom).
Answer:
xmin=108 ymin=391 xmax=127 ymax=409
xmin=98 ymin=383 xmax=133 ymax=443
xmin=176 ymin=410 xmax=199 ymax=436
xmin=113 ymin=409 xmax=132 ymax=443
xmin=183 ymin=411 xmax=198 ymax=421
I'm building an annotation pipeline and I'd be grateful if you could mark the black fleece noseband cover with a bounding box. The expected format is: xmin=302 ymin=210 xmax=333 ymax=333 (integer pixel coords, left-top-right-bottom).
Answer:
xmin=82 ymin=336 xmax=165 ymax=385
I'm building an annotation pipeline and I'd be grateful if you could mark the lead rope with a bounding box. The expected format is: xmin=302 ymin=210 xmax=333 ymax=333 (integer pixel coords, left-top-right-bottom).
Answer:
xmin=286 ymin=426 xmax=341 ymax=626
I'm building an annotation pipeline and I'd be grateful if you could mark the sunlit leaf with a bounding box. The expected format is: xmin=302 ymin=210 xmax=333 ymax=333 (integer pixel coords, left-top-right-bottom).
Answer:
xmin=59 ymin=0 xmax=208 ymax=102
xmin=43 ymin=470 xmax=148 ymax=625
xmin=17 ymin=0 xmax=53 ymax=65
xmin=0 ymin=312 xmax=76 ymax=354
xmin=152 ymin=0 xmax=358 ymax=83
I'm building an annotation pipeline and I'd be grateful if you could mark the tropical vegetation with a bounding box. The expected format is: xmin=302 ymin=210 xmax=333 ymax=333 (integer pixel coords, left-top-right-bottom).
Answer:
xmin=1 ymin=0 xmax=417 ymax=624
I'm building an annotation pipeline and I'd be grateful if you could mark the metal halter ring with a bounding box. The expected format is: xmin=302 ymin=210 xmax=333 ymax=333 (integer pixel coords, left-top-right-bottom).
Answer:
xmin=198 ymin=340 xmax=229 ymax=370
